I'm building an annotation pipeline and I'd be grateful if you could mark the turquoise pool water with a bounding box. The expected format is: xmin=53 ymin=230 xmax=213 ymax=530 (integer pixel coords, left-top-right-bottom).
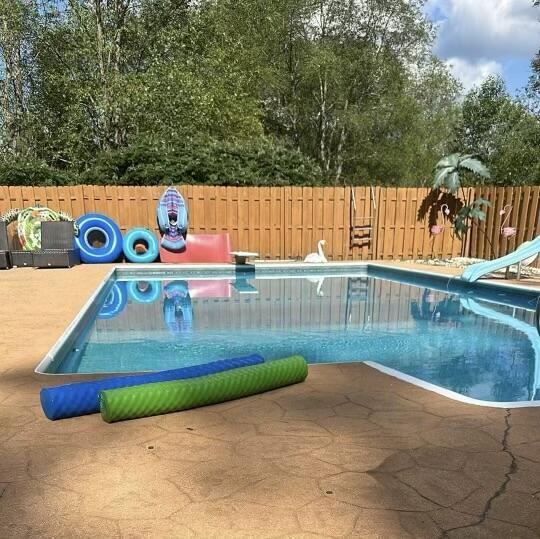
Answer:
xmin=46 ymin=267 xmax=540 ymax=404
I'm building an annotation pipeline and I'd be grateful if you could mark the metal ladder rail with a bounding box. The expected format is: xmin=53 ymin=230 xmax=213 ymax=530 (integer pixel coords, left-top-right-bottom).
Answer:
xmin=345 ymin=276 xmax=370 ymax=328
xmin=534 ymin=296 xmax=540 ymax=336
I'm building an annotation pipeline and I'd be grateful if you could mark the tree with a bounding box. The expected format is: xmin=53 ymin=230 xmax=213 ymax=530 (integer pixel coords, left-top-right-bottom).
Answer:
xmin=213 ymin=0 xmax=458 ymax=184
xmin=0 ymin=0 xmax=35 ymax=154
xmin=0 ymin=0 xmax=528 ymax=187
xmin=527 ymin=0 xmax=540 ymax=115
xmin=456 ymin=76 xmax=540 ymax=185
xmin=19 ymin=0 xmax=266 ymax=168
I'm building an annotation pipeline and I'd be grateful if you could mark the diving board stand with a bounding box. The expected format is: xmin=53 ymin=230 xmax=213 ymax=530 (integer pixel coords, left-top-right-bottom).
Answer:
xmin=231 ymin=251 xmax=259 ymax=265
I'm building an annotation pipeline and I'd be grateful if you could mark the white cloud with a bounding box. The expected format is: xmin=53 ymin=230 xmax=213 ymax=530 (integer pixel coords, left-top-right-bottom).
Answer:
xmin=444 ymin=57 xmax=503 ymax=92
xmin=424 ymin=0 xmax=540 ymax=92
xmin=428 ymin=0 xmax=540 ymax=61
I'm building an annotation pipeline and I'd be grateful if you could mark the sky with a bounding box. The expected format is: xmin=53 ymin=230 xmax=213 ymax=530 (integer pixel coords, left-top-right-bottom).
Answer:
xmin=424 ymin=0 xmax=540 ymax=94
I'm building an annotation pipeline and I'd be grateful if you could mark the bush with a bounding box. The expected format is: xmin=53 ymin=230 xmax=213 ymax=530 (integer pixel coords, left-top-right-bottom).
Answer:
xmin=0 ymin=159 xmax=75 ymax=186
xmin=0 ymin=138 xmax=324 ymax=186
xmin=80 ymin=137 xmax=324 ymax=186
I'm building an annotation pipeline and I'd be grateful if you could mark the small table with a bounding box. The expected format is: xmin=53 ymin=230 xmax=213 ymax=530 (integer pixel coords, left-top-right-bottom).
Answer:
xmin=231 ymin=251 xmax=259 ymax=265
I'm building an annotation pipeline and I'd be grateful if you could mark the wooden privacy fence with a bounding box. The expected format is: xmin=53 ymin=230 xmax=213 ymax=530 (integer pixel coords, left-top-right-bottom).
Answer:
xmin=0 ymin=184 xmax=538 ymax=264
xmin=470 ymin=186 xmax=540 ymax=267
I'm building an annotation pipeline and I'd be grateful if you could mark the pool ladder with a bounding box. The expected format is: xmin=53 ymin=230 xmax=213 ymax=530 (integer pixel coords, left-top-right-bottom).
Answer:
xmin=345 ymin=277 xmax=370 ymax=327
xmin=350 ymin=186 xmax=376 ymax=257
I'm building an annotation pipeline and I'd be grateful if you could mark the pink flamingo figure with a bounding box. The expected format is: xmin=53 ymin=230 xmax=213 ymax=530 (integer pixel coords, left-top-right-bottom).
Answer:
xmin=500 ymin=205 xmax=516 ymax=238
xmin=431 ymin=204 xmax=450 ymax=235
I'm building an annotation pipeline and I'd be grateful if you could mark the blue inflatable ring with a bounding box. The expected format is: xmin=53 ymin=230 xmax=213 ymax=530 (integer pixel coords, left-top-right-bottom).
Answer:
xmin=98 ymin=282 xmax=127 ymax=320
xmin=123 ymin=227 xmax=159 ymax=263
xmin=75 ymin=213 xmax=123 ymax=264
xmin=128 ymin=280 xmax=161 ymax=304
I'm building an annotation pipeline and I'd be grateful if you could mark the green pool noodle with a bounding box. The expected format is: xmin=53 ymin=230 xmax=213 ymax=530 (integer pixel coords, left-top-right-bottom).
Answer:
xmin=100 ymin=355 xmax=308 ymax=423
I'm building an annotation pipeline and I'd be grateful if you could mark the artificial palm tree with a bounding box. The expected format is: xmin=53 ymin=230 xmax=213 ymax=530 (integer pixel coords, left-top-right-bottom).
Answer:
xmin=433 ymin=153 xmax=490 ymax=194
xmin=432 ymin=153 xmax=491 ymax=239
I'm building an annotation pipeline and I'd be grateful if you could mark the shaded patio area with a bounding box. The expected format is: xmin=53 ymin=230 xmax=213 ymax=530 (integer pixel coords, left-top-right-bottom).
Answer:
xmin=1 ymin=264 xmax=540 ymax=538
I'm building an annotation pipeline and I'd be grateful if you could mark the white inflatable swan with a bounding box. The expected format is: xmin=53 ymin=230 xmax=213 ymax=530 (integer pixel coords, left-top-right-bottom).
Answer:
xmin=306 ymin=276 xmax=325 ymax=296
xmin=305 ymin=240 xmax=327 ymax=263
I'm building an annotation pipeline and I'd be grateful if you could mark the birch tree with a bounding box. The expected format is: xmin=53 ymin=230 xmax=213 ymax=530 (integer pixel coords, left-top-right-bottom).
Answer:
xmin=0 ymin=0 xmax=34 ymax=153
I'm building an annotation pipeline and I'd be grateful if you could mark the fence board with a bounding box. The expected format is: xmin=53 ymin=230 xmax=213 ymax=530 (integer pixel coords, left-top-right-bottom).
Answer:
xmin=468 ymin=186 xmax=539 ymax=267
xmin=516 ymin=186 xmax=531 ymax=249
xmin=503 ymin=186 xmax=516 ymax=256
xmin=530 ymin=189 xmax=540 ymax=268
xmin=0 ymin=186 xmax=10 ymax=215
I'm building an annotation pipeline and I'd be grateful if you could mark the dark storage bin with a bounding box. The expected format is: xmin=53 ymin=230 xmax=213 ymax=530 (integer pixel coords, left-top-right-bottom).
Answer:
xmin=0 ymin=250 xmax=11 ymax=269
xmin=11 ymin=250 xmax=34 ymax=267
xmin=0 ymin=221 xmax=8 ymax=250
xmin=0 ymin=221 xmax=11 ymax=269
xmin=41 ymin=221 xmax=76 ymax=250
xmin=33 ymin=221 xmax=79 ymax=269
xmin=33 ymin=248 xmax=80 ymax=268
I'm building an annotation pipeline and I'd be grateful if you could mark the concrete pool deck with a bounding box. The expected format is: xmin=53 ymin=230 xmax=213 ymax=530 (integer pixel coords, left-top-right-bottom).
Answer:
xmin=1 ymin=263 xmax=540 ymax=538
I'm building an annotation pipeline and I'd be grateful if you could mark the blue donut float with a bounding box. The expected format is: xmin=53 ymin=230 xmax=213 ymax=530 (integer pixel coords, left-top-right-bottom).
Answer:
xmin=75 ymin=213 xmax=123 ymax=264
xmin=123 ymin=227 xmax=159 ymax=263
xmin=127 ymin=280 xmax=162 ymax=304
xmin=98 ymin=281 xmax=127 ymax=320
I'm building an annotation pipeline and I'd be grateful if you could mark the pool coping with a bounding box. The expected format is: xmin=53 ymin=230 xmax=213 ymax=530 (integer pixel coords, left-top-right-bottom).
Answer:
xmin=369 ymin=262 xmax=540 ymax=300
xmin=35 ymin=261 xmax=540 ymax=409
xmin=365 ymin=362 xmax=540 ymax=408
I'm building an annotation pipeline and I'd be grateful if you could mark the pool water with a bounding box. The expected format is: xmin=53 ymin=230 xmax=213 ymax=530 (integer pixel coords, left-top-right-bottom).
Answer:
xmin=47 ymin=269 xmax=540 ymax=404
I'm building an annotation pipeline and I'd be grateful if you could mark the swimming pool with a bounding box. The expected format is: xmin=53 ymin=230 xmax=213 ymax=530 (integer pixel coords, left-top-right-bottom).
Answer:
xmin=37 ymin=264 xmax=540 ymax=406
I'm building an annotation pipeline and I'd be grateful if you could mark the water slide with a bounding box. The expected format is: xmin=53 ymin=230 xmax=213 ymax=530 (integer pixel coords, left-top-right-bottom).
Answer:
xmin=461 ymin=235 xmax=540 ymax=282
xmin=460 ymin=297 xmax=540 ymax=400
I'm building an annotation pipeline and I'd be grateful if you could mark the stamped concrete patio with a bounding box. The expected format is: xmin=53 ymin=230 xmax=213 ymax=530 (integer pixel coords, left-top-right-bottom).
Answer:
xmin=1 ymin=265 xmax=540 ymax=538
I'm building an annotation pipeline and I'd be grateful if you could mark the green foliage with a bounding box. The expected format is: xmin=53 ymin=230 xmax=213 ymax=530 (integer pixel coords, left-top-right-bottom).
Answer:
xmin=13 ymin=0 xmax=265 ymax=169
xmin=0 ymin=0 xmax=463 ymax=186
xmin=456 ymin=76 xmax=540 ymax=186
xmin=433 ymin=153 xmax=490 ymax=194
xmin=0 ymin=0 xmax=37 ymax=153
xmin=0 ymin=138 xmax=324 ymax=186
xmin=431 ymin=153 xmax=491 ymax=239
xmin=454 ymin=198 xmax=491 ymax=239
xmin=0 ymin=159 xmax=73 ymax=186
xmin=0 ymin=0 xmax=536 ymax=186
xmin=216 ymin=0 xmax=458 ymax=184
xmin=81 ymin=138 xmax=323 ymax=186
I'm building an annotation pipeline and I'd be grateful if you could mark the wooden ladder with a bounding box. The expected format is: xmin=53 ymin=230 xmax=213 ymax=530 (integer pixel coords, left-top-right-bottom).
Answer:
xmin=350 ymin=186 xmax=376 ymax=257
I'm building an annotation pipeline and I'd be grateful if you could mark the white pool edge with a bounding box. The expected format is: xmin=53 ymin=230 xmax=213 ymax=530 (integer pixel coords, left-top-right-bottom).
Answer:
xmin=368 ymin=261 xmax=540 ymax=296
xmin=364 ymin=361 xmax=540 ymax=409
xmin=35 ymin=265 xmax=117 ymax=376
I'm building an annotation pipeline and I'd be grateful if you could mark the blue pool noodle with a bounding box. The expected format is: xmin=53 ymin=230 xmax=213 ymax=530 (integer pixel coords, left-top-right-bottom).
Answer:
xmin=40 ymin=354 xmax=264 ymax=420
